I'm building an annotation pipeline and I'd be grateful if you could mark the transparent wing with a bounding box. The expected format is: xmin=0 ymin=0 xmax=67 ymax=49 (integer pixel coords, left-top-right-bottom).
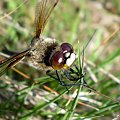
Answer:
xmin=35 ymin=0 xmax=59 ymax=38
xmin=0 ymin=49 xmax=30 ymax=77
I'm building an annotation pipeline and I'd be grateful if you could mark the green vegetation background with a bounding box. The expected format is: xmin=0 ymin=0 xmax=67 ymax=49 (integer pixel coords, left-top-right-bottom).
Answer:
xmin=0 ymin=0 xmax=120 ymax=119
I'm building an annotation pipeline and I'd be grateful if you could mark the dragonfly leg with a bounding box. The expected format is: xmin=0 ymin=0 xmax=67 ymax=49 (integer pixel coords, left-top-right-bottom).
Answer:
xmin=46 ymin=70 xmax=69 ymax=92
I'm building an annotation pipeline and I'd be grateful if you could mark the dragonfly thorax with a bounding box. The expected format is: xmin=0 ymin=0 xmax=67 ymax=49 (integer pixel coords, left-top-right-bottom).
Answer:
xmin=30 ymin=36 xmax=57 ymax=70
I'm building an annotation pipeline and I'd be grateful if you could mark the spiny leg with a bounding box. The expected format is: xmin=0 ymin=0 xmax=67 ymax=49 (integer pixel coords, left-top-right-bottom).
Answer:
xmin=55 ymin=70 xmax=69 ymax=91
xmin=46 ymin=70 xmax=69 ymax=91
xmin=67 ymin=65 xmax=85 ymax=81
xmin=63 ymin=70 xmax=80 ymax=81
xmin=63 ymin=64 xmax=92 ymax=92
xmin=71 ymin=64 xmax=88 ymax=85
xmin=46 ymin=70 xmax=57 ymax=80
xmin=58 ymin=68 xmax=85 ymax=87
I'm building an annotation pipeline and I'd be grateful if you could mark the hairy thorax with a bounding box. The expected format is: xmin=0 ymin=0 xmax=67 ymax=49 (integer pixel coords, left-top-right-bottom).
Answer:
xmin=29 ymin=36 xmax=58 ymax=71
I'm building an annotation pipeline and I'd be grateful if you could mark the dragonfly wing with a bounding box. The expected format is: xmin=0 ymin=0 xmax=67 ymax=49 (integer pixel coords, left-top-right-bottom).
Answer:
xmin=35 ymin=0 xmax=59 ymax=38
xmin=0 ymin=56 xmax=24 ymax=77
xmin=0 ymin=49 xmax=30 ymax=77
xmin=0 ymin=63 xmax=10 ymax=77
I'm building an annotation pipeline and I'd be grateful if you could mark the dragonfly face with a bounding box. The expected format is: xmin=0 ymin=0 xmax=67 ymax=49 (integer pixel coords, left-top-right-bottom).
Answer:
xmin=0 ymin=0 xmax=77 ymax=79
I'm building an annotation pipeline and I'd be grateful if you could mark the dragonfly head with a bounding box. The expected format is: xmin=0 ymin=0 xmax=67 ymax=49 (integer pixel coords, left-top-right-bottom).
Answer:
xmin=50 ymin=43 xmax=77 ymax=70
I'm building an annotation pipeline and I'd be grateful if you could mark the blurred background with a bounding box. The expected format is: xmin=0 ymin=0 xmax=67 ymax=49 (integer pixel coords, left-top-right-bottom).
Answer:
xmin=0 ymin=0 xmax=120 ymax=119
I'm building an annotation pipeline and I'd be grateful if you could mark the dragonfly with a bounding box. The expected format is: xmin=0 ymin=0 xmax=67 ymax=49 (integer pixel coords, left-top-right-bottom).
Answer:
xmin=0 ymin=0 xmax=82 ymax=86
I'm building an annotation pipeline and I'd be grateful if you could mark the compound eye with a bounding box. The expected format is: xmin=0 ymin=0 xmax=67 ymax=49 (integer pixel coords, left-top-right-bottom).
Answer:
xmin=61 ymin=43 xmax=73 ymax=54
xmin=51 ymin=51 xmax=64 ymax=70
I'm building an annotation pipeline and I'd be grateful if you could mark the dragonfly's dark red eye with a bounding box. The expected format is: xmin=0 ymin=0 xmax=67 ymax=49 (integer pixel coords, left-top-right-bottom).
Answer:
xmin=51 ymin=51 xmax=64 ymax=70
xmin=61 ymin=43 xmax=73 ymax=54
